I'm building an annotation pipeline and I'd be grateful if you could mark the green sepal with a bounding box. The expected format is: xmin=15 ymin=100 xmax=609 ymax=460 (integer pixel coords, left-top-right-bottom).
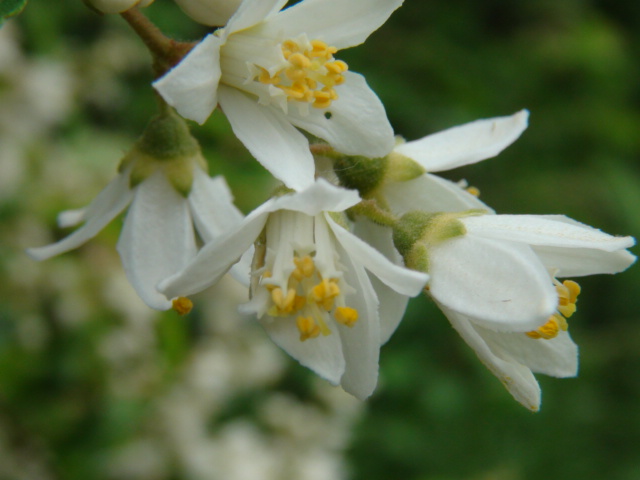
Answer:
xmin=136 ymin=110 xmax=200 ymax=160
xmin=386 ymin=151 xmax=426 ymax=183
xmin=1 ymin=0 xmax=27 ymax=26
xmin=333 ymin=155 xmax=388 ymax=198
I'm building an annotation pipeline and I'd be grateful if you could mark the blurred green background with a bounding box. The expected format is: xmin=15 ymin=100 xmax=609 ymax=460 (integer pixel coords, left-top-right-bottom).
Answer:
xmin=1 ymin=1 xmax=639 ymax=479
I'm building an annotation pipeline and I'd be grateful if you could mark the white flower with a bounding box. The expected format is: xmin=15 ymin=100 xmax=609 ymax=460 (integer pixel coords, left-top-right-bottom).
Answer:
xmin=405 ymin=211 xmax=636 ymax=410
xmin=174 ymin=0 xmax=243 ymax=26
xmin=154 ymin=0 xmax=400 ymax=190
xmin=383 ymin=110 xmax=530 ymax=215
xmin=27 ymin=164 xmax=242 ymax=310
xmin=86 ymin=0 xmax=154 ymax=14
xmin=159 ymin=179 xmax=429 ymax=399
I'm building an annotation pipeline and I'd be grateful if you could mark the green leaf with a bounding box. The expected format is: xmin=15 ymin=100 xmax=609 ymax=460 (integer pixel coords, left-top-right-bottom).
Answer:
xmin=0 ymin=0 xmax=28 ymax=26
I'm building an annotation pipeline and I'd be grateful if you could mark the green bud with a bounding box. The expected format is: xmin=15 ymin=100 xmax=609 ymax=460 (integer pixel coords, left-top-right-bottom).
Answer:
xmin=393 ymin=211 xmax=471 ymax=273
xmin=333 ymin=155 xmax=388 ymax=198
xmin=118 ymin=109 xmax=206 ymax=197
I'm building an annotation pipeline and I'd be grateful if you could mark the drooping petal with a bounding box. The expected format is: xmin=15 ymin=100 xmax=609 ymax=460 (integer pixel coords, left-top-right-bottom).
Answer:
xmin=266 ymin=178 xmax=360 ymax=216
xmin=354 ymin=219 xmax=410 ymax=345
xmin=286 ymin=72 xmax=395 ymax=158
xmin=533 ymin=245 xmax=637 ymax=277
xmin=394 ymin=110 xmax=528 ymax=172
xmin=382 ymin=173 xmax=493 ymax=216
xmin=440 ymin=304 xmax=542 ymax=411
xmin=462 ymin=214 xmax=636 ymax=252
xmin=260 ymin=0 xmax=403 ymax=50
xmin=429 ymin=235 xmax=557 ymax=331
xmin=117 ymin=172 xmax=197 ymax=310
xmin=158 ymin=209 xmax=270 ymax=299
xmin=326 ymin=214 xmax=428 ymax=297
xmin=224 ymin=0 xmax=288 ymax=36
xmin=188 ymin=169 xmax=243 ymax=243
xmin=27 ymin=172 xmax=133 ymax=261
xmin=334 ymin=241 xmax=381 ymax=399
xmin=478 ymin=327 xmax=578 ymax=378
xmin=153 ymin=34 xmax=223 ymax=125
xmin=258 ymin=314 xmax=346 ymax=386
xmin=218 ymin=86 xmax=315 ymax=190
xmin=57 ymin=208 xmax=87 ymax=228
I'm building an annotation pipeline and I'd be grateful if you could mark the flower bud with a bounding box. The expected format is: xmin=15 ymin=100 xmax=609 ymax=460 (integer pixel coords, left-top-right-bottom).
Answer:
xmin=173 ymin=0 xmax=243 ymax=26
xmin=84 ymin=0 xmax=154 ymax=14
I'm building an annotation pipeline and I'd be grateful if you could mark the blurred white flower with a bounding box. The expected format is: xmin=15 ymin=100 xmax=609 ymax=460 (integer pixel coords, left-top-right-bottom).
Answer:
xmin=159 ymin=179 xmax=428 ymax=398
xmin=174 ymin=0 xmax=243 ymax=26
xmin=85 ymin=0 xmax=154 ymax=14
xmin=154 ymin=0 xmax=401 ymax=190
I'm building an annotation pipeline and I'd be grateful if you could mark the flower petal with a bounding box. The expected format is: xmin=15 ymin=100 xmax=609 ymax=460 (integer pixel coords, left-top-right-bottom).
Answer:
xmin=439 ymin=304 xmax=541 ymax=411
xmin=286 ymin=72 xmax=395 ymax=158
xmin=158 ymin=209 xmax=269 ymax=299
xmin=326 ymin=214 xmax=428 ymax=297
xmin=394 ymin=110 xmax=528 ymax=172
xmin=117 ymin=172 xmax=197 ymax=310
xmin=266 ymin=178 xmax=360 ymax=215
xmin=218 ymin=86 xmax=315 ymax=190
xmin=383 ymin=173 xmax=493 ymax=216
xmin=429 ymin=236 xmax=557 ymax=331
xmin=462 ymin=214 xmax=636 ymax=252
xmin=225 ymin=0 xmax=287 ymax=36
xmin=354 ymin=219 xmax=411 ymax=345
xmin=259 ymin=315 xmax=346 ymax=386
xmin=478 ymin=327 xmax=578 ymax=378
xmin=57 ymin=208 xmax=87 ymax=228
xmin=533 ymin=245 xmax=636 ymax=277
xmin=27 ymin=172 xmax=133 ymax=261
xmin=153 ymin=34 xmax=223 ymax=125
xmin=188 ymin=169 xmax=243 ymax=243
xmin=261 ymin=0 xmax=403 ymax=50
xmin=334 ymin=241 xmax=381 ymax=399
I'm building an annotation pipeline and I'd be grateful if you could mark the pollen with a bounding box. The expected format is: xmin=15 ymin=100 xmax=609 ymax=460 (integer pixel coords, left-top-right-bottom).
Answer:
xmin=172 ymin=296 xmax=193 ymax=315
xmin=335 ymin=307 xmax=358 ymax=327
xmin=297 ymin=316 xmax=321 ymax=341
xmin=258 ymin=38 xmax=348 ymax=110
xmin=527 ymin=279 xmax=580 ymax=340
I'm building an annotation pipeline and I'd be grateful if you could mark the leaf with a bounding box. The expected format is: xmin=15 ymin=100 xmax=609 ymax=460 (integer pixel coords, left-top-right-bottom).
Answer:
xmin=0 ymin=0 xmax=28 ymax=26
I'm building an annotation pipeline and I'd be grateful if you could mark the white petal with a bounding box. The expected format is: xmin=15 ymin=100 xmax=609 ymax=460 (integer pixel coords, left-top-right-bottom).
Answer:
xmin=440 ymin=304 xmax=541 ymax=411
xmin=327 ymin=214 xmax=428 ymax=297
xmin=394 ymin=110 xmax=529 ymax=172
xmin=158 ymin=209 xmax=269 ymax=299
xmin=261 ymin=0 xmax=403 ymax=50
xmin=117 ymin=172 xmax=197 ymax=310
xmin=57 ymin=208 xmax=87 ymax=228
xmin=383 ymin=173 xmax=493 ymax=216
xmin=225 ymin=0 xmax=287 ymax=35
xmin=462 ymin=214 xmax=636 ymax=252
xmin=334 ymin=241 xmax=381 ymax=399
xmin=153 ymin=34 xmax=223 ymax=125
xmin=27 ymin=172 xmax=133 ymax=261
xmin=287 ymin=72 xmax=395 ymax=158
xmin=533 ymin=245 xmax=636 ymax=277
xmin=266 ymin=178 xmax=360 ymax=215
xmin=354 ymin=219 xmax=410 ymax=345
xmin=229 ymin=246 xmax=254 ymax=287
xmin=259 ymin=315 xmax=346 ymax=386
xmin=478 ymin=327 xmax=578 ymax=378
xmin=429 ymin=236 xmax=557 ymax=331
xmin=218 ymin=86 xmax=315 ymax=190
xmin=188 ymin=169 xmax=243 ymax=243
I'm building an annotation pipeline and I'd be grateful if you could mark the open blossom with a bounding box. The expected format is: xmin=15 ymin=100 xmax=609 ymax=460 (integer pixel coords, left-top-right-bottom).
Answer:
xmin=27 ymin=114 xmax=243 ymax=310
xmin=383 ymin=110 xmax=530 ymax=215
xmin=396 ymin=211 xmax=636 ymax=410
xmin=159 ymin=179 xmax=428 ymax=399
xmin=154 ymin=0 xmax=400 ymax=190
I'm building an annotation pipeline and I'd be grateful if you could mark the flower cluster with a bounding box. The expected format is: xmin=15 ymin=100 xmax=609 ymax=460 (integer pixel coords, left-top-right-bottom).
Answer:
xmin=27 ymin=0 xmax=635 ymax=408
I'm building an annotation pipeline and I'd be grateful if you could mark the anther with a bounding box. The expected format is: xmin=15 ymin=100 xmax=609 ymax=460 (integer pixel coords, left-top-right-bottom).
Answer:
xmin=172 ymin=297 xmax=193 ymax=315
xmin=335 ymin=307 xmax=358 ymax=327
xmin=296 ymin=316 xmax=321 ymax=341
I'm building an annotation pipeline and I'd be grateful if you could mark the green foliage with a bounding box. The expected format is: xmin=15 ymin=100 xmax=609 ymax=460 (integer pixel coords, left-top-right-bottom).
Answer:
xmin=0 ymin=0 xmax=27 ymax=26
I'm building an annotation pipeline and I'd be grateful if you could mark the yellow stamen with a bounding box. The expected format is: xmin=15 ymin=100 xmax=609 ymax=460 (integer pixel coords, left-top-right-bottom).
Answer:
xmin=292 ymin=255 xmax=315 ymax=281
xmin=296 ymin=316 xmax=321 ymax=341
xmin=257 ymin=38 xmax=348 ymax=109
xmin=335 ymin=307 xmax=358 ymax=327
xmin=311 ymin=278 xmax=340 ymax=310
xmin=172 ymin=297 xmax=193 ymax=315
xmin=466 ymin=186 xmax=481 ymax=197
xmin=526 ymin=279 xmax=581 ymax=340
xmin=271 ymin=287 xmax=297 ymax=314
